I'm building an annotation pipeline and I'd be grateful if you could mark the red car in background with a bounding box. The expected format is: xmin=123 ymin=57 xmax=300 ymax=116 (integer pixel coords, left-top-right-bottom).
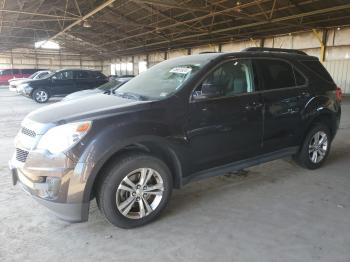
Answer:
xmin=0 ymin=69 xmax=44 ymax=85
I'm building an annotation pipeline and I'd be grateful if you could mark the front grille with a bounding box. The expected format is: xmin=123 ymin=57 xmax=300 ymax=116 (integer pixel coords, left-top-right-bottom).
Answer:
xmin=16 ymin=148 xmax=29 ymax=162
xmin=21 ymin=127 xmax=36 ymax=137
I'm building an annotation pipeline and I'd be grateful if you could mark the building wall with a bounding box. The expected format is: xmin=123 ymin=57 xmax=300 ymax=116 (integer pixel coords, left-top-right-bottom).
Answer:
xmin=105 ymin=26 xmax=350 ymax=93
xmin=0 ymin=48 xmax=103 ymax=72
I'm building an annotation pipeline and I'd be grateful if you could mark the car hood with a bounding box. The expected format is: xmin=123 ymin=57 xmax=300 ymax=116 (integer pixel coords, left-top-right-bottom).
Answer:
xmin=63 ymin=89 xmax=102 ymax=101
xmin=26 ymin=93 xmax=151 ymax=124
xmin=13 ymin=79 xmax=33 ymax=86
xmin=9 ymin=78 xmax=27 ymax=82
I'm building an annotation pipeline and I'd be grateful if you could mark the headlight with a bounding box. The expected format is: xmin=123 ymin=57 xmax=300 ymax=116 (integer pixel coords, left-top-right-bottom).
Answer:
xmin=36 ymin=121 xmax=91 ymax=154
xmin=18 ymin=83 xmax=29 ymax=89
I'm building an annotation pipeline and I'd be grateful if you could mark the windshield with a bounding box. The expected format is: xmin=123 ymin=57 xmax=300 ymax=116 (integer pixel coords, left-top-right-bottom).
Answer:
xmin=116 ymin=54 xmax=217 ymax=100
xmin=98 ymin=79 xmax=123 ymax=91
xmin=29 ymin=72 xmax=40 ymax=79
xmin=41 ymin=71 xmax=56 ymax=79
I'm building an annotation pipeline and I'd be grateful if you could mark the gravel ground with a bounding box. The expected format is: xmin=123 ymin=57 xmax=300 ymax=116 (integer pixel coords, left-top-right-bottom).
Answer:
xmin=0 ymin=89 xmax=350 ymax=262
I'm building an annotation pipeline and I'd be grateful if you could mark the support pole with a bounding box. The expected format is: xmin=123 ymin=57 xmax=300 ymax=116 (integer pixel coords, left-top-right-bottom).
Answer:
xmin=260 ymin=38 xmax=265 ymax=48
xmin=10 ymin=48 xmax=13 ymax=69
xmin=312 ymin=29 xmax=327 ymax=63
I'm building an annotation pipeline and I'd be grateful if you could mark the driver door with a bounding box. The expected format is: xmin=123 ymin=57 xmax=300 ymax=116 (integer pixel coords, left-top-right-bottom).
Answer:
xmin=186 ymin=59 xmax=264 ymax=173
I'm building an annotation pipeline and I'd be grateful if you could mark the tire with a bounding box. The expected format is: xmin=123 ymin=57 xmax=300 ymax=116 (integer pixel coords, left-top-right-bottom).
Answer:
xmin=32 ymin=88 xmax=50 ymax=103
xmin=97 ymin=153 xmax=173 ymax=228
xmin=295 ymin=123 xmax=331 ymax=169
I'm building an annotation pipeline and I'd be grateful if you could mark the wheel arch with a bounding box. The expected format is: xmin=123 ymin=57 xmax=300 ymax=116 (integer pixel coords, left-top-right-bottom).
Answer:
xmin=83 ymin=138 xmax=184 ymax=204
xmin=303 ymin=94 xmax=340 ymax=142
xmin=304 ymin=109 xmax=339 ymax=142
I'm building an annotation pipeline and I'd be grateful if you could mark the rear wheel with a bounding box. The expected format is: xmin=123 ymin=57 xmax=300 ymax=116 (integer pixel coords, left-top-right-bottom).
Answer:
xmin=32 ymin=88 xmax=50 ymax=103
xmin=295 ymin=123 xmax=331 ymax=169
xmin=97 ymin=153 xmax=172 ymax=228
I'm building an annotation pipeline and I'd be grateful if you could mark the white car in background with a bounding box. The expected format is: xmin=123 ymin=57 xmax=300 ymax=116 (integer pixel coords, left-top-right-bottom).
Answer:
xmin=8 ymin=70 xmax=51 ymax=92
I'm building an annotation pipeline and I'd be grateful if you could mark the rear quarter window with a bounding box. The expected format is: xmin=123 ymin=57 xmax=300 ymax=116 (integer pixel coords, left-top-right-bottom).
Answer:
xmin=89 ymin=71 xmax=106 ymax=80
xmin=300 ymin=60 xmax=334 ymax=83
xmin=294 ymin=69 xmax=307 ymax=86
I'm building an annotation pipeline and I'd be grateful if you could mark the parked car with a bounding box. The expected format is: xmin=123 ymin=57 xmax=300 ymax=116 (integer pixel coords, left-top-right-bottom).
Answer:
xmin=0 ymin=68 xmax=44 ymax=85
xmin=9 ymin=48 xmax=342 ymax=228
xmin=9 ymin=70 xmax=51 ymax=92
xmin=62 ymin=76 xmax=133 ymax=101
xmin=18 ymin=69 xmax=108 ymax=103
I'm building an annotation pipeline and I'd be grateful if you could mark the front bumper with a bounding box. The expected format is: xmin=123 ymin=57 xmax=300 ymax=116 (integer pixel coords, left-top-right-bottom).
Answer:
xmin=9 ymin=85 xmax=17 ymax=92
xmin=9 ymin=161 xmax=89 ymax=222
xmin=10 ymin=119 xmax=91 ymax=222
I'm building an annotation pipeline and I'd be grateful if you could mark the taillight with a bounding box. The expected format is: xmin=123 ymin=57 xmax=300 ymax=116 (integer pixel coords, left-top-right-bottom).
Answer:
xmin=336 ymin=86 xmax=342 ymax=102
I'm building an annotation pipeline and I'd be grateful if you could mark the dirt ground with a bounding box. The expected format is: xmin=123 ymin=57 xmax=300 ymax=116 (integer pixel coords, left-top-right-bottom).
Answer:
xmin=1 ymin=88 xmax=350 ymax=262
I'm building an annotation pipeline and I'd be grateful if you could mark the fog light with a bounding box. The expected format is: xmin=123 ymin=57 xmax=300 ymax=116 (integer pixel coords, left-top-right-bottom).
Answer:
xmin=38 ymin=177 xmax=61 ymax=199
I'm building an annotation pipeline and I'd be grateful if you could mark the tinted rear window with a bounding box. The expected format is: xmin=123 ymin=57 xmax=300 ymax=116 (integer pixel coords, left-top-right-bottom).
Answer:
xmin=255 ymin=59 xmax=295 ymax=90
xmin=301 ymin=60 xmax=333 ymax=83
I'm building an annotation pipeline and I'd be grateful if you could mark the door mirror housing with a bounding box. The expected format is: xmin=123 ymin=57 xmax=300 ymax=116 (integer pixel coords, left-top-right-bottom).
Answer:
xmin=193 ymin=82 xmax=221 ymax=100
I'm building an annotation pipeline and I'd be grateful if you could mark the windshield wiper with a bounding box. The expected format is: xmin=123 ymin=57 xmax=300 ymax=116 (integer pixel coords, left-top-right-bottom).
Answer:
xmin=113 ymin=91 xmax=148 ymax=101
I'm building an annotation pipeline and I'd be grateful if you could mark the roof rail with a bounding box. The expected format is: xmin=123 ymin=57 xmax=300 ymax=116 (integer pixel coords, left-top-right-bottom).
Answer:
xmin=243 ymin=47 xmax=307 ymax=56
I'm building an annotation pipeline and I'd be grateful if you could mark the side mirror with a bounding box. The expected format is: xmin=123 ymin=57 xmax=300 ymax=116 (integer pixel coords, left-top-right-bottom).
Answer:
xmin=193 ymin=82 xmax=221 ymax=100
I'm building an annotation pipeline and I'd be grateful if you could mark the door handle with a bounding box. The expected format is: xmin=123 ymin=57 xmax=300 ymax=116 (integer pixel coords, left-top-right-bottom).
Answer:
xmin=245 ymin=102 xmax=263 ymax=110
xmin=300 ymin=91 xmax=310 ymax=97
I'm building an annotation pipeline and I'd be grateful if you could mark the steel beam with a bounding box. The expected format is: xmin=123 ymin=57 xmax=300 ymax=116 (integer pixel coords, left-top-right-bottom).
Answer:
xmin=38 ymin=0 xmax=116 ymax=47
xmin=112 ymin=3 xmax=350 ymax=53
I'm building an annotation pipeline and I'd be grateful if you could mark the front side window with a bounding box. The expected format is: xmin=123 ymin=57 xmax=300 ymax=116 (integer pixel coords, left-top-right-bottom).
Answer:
xmin=37 ymin=72 xmax=49 ymax=79
xmin=29 ymin=72 xmax=40 ymax=79
xmin=255 ymin=59 xmax=295 ymax=90
xmin=54 ymin=71 xmax=73 ymax=80
xmin=193 ymin=59 xmax=255 ymax=99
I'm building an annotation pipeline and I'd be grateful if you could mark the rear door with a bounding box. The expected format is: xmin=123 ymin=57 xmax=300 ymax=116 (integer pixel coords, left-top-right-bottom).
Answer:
xmin=187 ymin=58 xmax=264 ymax=173
xmin=51 ymin=70 xmax=76 ymax=95
xmin=253 ymin=58 xmax=310 ymax=153
xmin=74 ymin=70 xmax=94 ymax=91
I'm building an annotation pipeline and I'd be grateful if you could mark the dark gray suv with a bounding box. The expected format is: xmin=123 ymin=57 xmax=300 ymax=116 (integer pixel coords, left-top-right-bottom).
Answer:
xmin=19 ymin=69 xmax=108 ymax=103
xmin=9 ymin=48 xmax=342 ymax=228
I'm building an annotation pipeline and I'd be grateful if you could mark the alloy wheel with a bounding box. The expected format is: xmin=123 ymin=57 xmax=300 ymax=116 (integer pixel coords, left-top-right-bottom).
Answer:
xmin=116 ymin=168 xmax=164 ymax=219
xmin=308 ymin=131 xmax=328 ymax=164
xmin=35 ymin=91 xmax=48 ymax=102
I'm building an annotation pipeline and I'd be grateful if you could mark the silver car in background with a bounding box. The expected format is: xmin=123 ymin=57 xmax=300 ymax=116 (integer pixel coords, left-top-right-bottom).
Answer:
xmin=9 ymin=70 xmax=51 ymax=92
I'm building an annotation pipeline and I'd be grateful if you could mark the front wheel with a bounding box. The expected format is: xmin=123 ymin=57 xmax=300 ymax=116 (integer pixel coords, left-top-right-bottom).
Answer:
xmin=295 ymin=123 xmax=331 ymax=169
xmin=97 ymin=153 xmax=173 ymax=228
xmin=32 ymin=88 xmax=50 ymax=103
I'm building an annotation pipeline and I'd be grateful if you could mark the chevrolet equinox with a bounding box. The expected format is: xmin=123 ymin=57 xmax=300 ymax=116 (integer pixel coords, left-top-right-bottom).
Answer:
xmin=9 ymin=48 xmax=342 ymax=228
